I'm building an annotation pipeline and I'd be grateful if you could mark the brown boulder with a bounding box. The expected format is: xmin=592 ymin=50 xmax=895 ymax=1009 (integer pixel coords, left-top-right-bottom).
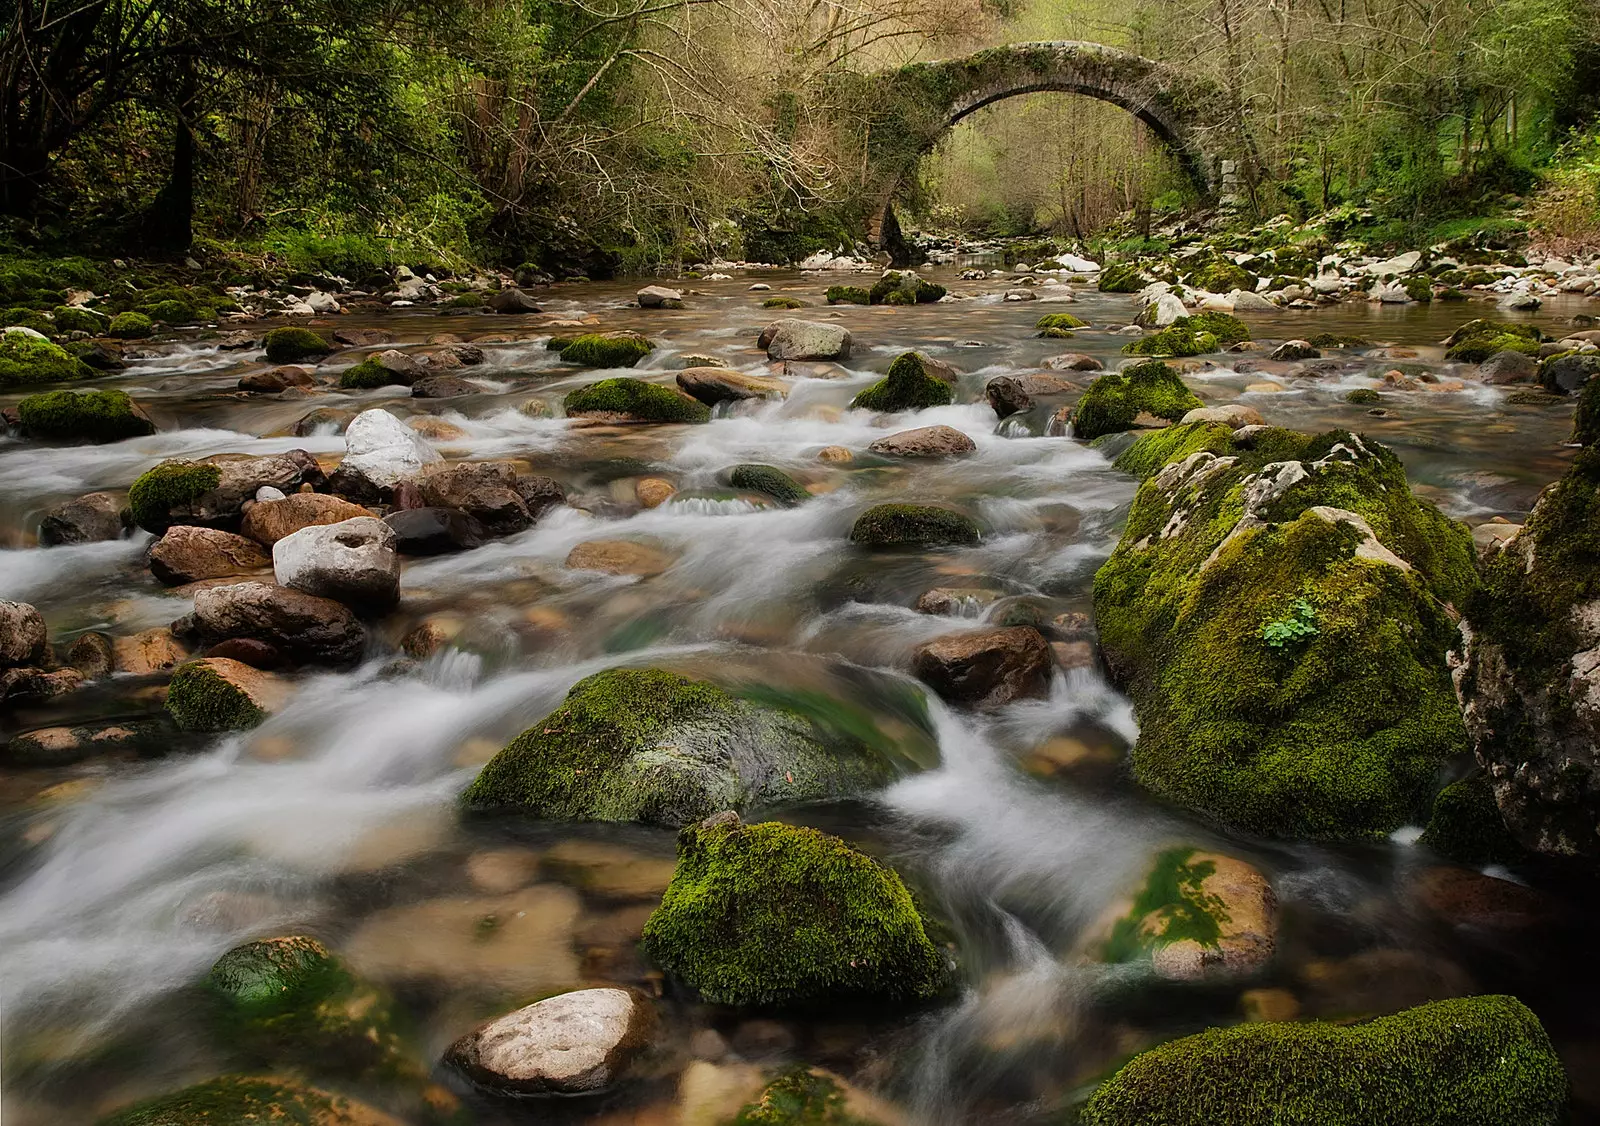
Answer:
xmin=565 ymin=540 xmax=674 ymax=577
xmin=676 ymin=368 xmax=787 ymax=406
xmin=0 ymin=600 xmax=48 ymax=667
xmin=113 ymin=628 xmax=190 ymax=674
xmin=189 ymin=581 xmax=366 ymax=666
xmin=1042 ymin=353 xmax=1104 ymax=372
xmin=241 ymin=493 xmax=375 ymax=546
xmin=868 ymin=424 xmax=976 ymax=459
xmin=240 ymin=366 xmax=315 ymax=393
xmin=39 ymin=492 xmax=127 ymax=546
xmin=911 ymin=626 xmax=1052 ymax=707
xmin=417 ymin=462 xmax=532 ymax=535
xmin=150 ymin=526 xmax=272 ymax=585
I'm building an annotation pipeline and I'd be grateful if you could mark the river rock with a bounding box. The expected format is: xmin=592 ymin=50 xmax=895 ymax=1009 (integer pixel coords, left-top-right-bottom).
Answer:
xmin=986 ymin=376 xmax=1032 ymax=418
xmin=759 ymin=319 xmax=852 ymax=361
xmin=241 ymin=493 xmax=374 ymax=547
xmin=384 ymin=507 xmax=486 ymax=555
xmin=1231 ymin=290 xmax=1279 ymax=313
xmin=0 ymin=600 xmax=48 ymax=667
xmin=1541 ymin=351 xmax=1600 ymax=394
xmin=516 ymin=475 xmax=567 ymax=517
xmin=850 ymin=504 xmax=980 ymax=548
xmin=416 ymin=461 xmax=532 ymax=535
xmin=676 ymin=367 xmax=787 ymax=405
xmin=1180 ymin=404 xmax=1266 ymax=429
xmin=1479 ymin=350 xmax=1540 ymax=385
xmin=188 ymin=582 xmax=366 ymax=666
xmin=488 ymin=288 xmax=542 ymax=314
xmin=291 ymin=406 xmax=356 ymax=436
xmin=3 ymin=721 xmax=147 ymax=766
xmin=150 ymin=526 xmax=272 ymax=585
xmin=345 ymin=348 xmax=425 ymax=388
xmin=1043 ymin=353 xmax=1104 ymax=371
xmin=204 ymin=637 xmax=287 ymax=669
xmin=868 ymin=425 xmax=976 ymax=458
xmin=430 ymin=343 xmax=487 ymax=367
xmin=239 ymin=366 xmax=314 ymax=393
xmin=166 ymin=657 xmax=290 ymax=731
xmin=1138 ymin=292 xmax=1189 ymax=328
xmin=637 ymin=285 xmax=684 ymax=309
xmin=636 ymin=478 xmax=676 ymax=507
xmin=113 ymin=628 xmax=190 ymax=674
xmin=39 ymin=491 xmax=126 ymax=545
xmin=328 ymin=408 xmax=442 ymax=499
xmin=411 ymin=374 xmax=479 ymax=398
xmin=273 ymin=517 xmax=400 ymax=615
xmin=90 ymin=1076 xmax=407 ymax=1126
xmin=912 ymin=626 xmax=1052 ymax=707
xmin=447 ymin=988 xmax=653 ymax=1095
xmin=134 ymin=452 xmax=324 ymax=533
xmin=1270 ymin=340 xmax=1320 ymax=361
xmin=0 ymin=665 xmax=82 ymax=704
xmin=566 ymin=539 xmax=675 ymax=576
xmin=67 ymin=631 xmax=114 ymax=678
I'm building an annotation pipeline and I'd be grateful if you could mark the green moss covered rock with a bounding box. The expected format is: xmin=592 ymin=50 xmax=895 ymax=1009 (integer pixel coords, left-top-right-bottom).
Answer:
xmin=564 ymin=377 xmax=710 ymax=423
xmin=127 ymin=460 xmax=223 ymax=533
xmin=1124 ymin=312 xmax=1251 ymax=358
xmin=1574 ymin=373 xmax=1600 ymax=446
xmin=1070 ymin=361 xmax=1202 ymax=440
xmin=338 ymin=358 xmax=399 ymax=389
xmin=94 ymin=1075 xmax=397 ymax=1126
xmin=826 ymin=285 xmax=870 ymax=305
xmin=1 ymin=306 xmax=53 ymax=333
xmin=145 ymin=298 xmax=195 ymax=323
xmin=641 ymin=814 xmax=947 ymax=1007
xmin=263 ymin=326 xmax=333 ymax=363
xmin=1098 ymin=263 xmax=1147 ymax=293
xmin=731 ymin=1067 xmax=889 ymax=1125
xmin=463 ymin=668 xmax=912 ymax=826
xmin=1345 ymin=388 xmax=1381 ymax=404
xmin=206 ymin=935 xmax=412 ymax=1078
xmin=1419 ymin=774 xmax=1527 ymax=866
xmin=850 ymin=351 xmax=955 ymax=412
xmin=16 ymin=389 xmax=155 ymax=442
xmin=1402 ymin=277 xmax=1434 ymax=303
xmin=0 ymin=330 xmax=94 ymax=387
xmin=850 ymin=504 xmax=980 ymax=548
xmin=1080 ymin=995 xmax=1566 ymax=1126
xmin=762 ymin=296 xmax=808 ymax=309
xmin=730 ymin=463 xmax=809 ymax=505
xmin=1035 ymin=313 xmax=1087 ymax=338
xmin=1443 ymin=319 xmax=1541 ymax=363
xmin=166 ymin=658 xmax=285 ymax=732
xmin=559 ymin=332 xmax=655 ymax=368
xmin=1184 ymin=259 xmax=1256 ymax=294
xmin=107 ymin=311 xmax=153 ymax=339
xmin=1094 ymin=425 xmax=1477 ymax=838
xmin=52 ymin=305 xmax=106 ymax=335
xmin=868 ymin=271 xmax=944 ymax=305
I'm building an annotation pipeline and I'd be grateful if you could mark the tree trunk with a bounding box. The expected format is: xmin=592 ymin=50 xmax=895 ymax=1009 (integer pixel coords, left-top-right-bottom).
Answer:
xmin=149 ymin=63 xmax=198 ymax=251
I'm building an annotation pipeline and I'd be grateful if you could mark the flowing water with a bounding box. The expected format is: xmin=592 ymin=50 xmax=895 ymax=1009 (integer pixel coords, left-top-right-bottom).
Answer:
xmin=1 ymin=268 xmax=1596 ymax=1123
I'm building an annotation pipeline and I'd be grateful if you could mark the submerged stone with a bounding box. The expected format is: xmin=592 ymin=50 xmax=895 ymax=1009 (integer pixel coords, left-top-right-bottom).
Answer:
xmin=850 ymin=504 xmax=980 ymax=548
xmin=94 ymin=1076 xmax=403 ymax=1126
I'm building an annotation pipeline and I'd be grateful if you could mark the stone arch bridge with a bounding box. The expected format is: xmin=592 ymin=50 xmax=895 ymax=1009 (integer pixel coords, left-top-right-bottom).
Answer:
xmin=853 ymin=42 xmax=1231 ymax=259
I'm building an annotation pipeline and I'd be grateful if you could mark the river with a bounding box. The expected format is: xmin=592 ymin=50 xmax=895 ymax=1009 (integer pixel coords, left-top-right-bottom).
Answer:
xmin=0 ymin=266 xmax=1594 ymax=1124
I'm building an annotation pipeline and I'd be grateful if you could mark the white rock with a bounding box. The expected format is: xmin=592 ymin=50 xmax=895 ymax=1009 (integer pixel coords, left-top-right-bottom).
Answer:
xmin=1500 ymin=293 xmax=1542 ymax=311
xmin=273 ymin=517 xmax=399 ymax=613
xmin=761 ymin=319 xmax=852 ymax=361
xmin=447 ymin=987 xmax=652 ymax=1095
xmin=1057 ymin=253 xmax=1100 ymax=272
xmin=636 ymin=285 xmax=682 ymax=308
xmin=255 ymin=486 xmax=287 ymax=503
xmin=3 ymin=325 xmax=46 ymax=340
xmin=1142 ymin=292 xmax=1188 ymax=327
xmin=1363 ymin=250 xmax=1423 ymax=276
xmin=748 ymin=283 xmax=771 ymax=291
xmin=1229 ymin=290 xmax=1278 ymax=312
xmin=281 ymin=301 xmax=316 ymax=316
xmin=339 ymin=408 xmax=442 ymax=489
xmin=305 ymin=291 xmax=342 ymax=314
xmin=1373 ymin=282 xmax=1414 ymax=304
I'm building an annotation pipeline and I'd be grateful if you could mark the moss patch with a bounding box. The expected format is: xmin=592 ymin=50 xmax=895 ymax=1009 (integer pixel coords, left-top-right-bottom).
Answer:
xmin=1036 ymin=312 xmax=1087 ymax=339
xmin=732 ymin=1068 xmax=882 ymax=1126
xmin=850 ymin=504 xmax=980 ymax=547
xmin=107 ymin=311 xmax=153 ymax=339
xmin=1072 ymin=361 xmax=1203 ymax=440
xmin=1443 ymin=319 xmax=1541 ymax=363
xmin=1571 ymin=372 xmax=1600 ymax=444
xmin=850 ymin=352 xmax=954 ymax=412
xmin=564 ymin=376 xmax=710 ymax=422
xmin=1345 ymin=388 xmax=1381 ymax=404
xmin=641 ymin=817 xmax=947 ymax=1007
xmin=1080 ymin=995 xmax=1567 ymax=1126
xmin=127 ymin=460 xmax=223 ymax=533
xmin=1185 ymin=259 xmax=1256 ymax=293
xmin=166 ymin=661 xmax=266 ymax=731
xmin=1099 ymin=263 xmax=1147 ymax=292
xmin=95 ymin=1075 xmax=384 ymax=1126
xmin=826 ymin=286 xmax=870 ymax=305
xmin=263 ymin=327 xmax=333 ymax=363
xmin=52 ymin=306 xmax=106 ymax=335
xmin=559 ymin=332 xmax=655 ymax=368
xmin=730 ymin=464 xmax=809 ymax=505
xmin=1419 ymin=774 xmax=1527 ymax=866
xmin=1101 ymin=848 xmax=1226 ymax=963
xmin=16 ymin=389 xmax=154 ymax=442
xmin=762 ymin=296 xmax=808 ymax=309
xmin=0 ymin=331 xmax=94 ymax=387
xmin=868 ymin=271 xmax=944 ymax=305
xmin=1125 ymin=312 xmax=1251 ymax=358
xmin=338 ymin=358 xmax=400 ymax=389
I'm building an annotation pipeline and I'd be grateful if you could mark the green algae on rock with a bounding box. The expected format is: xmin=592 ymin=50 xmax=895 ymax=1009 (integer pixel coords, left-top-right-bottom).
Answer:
xmin=1079 ymin=995 xmax=1567 ymax=1126
xmin=52 ymin=305 xmax=106 ymax=335
xmin=762 ymin=296 xmax=808 ymax=309
xmin=850 ymin=503 xmax=980 ymax=548
xmin=1572 ymin=373 xmax=1600 ymax=445
xmin=1094 ymin=424 xmax=1476 ymax=838
xmin=463 ymin=668 xmax=911 ymax=827
xmin=641 ymin=815 xmax=947 ymax=1007
xmin=849 ymin=351 xmax=955 ymax=412
xmin=729 ymin=463 xmax=809 ymax=505
xmin=15 ymin=389 xmax=154 ymax=442
xmin=263 ymin=326 xmax=334 ymax=363
xmin=1124 ymin=312 xmax=1251 ymax=358
xmin=1035 ymin=312 xmax=1087 ymax=338
xmin=338 ymin=358 xmax=400 ymax=389
xmin=94 ymin=1075 xmax=401 ymax=1126
xmin=564 ymin=376 xmax=710 ymax=423
xmin=826 ymin=285 xmax=870 ymax=305
xmin=868 ymin=271 xmax=945 ymax=305
xmin=1070 ymin=361 xmax=1203 ymax=440
xmin=127 ymin=460 xmax=223 ymax=533
xmin=1183 ymin=258 xmax=1255 ymax=294
xmin=0 ymin=331 xmax=95 ymax=387
xmin=559 ymin=331 xmax=655 ymax=368
xmin=107 ymin=311 xmax=153 ymax=339
xmin=1443 ymin=318 xmax=1542 ymax=364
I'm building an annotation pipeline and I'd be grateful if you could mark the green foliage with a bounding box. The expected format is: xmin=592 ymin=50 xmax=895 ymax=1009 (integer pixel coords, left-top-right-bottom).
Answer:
xmin=564 ymin=376 xmax=709 ymax=422
xmin=1261 ymin=597 xmax=1320 ymax=649
xmin=166 ymin=662 xmax=266 ymax=732
xmin=1125 ymin=312 xmax=1251 ymax=358
xmin=16 ymin=389 xmax=154 ymax=442
xmin=0 ymin=331 xmax=94 ymax=386
xmin=127 ymin=460 xmax=222 ymax=533
xmin=1081 ymin=996 xmax=1566 ymax=1126
xmin=52 ymin=305 xmax=106 ymax=335
xmin=107 ymin=312 xmax=153 ymax=339
xmin=1101 ymin=848 xmax=1225 ymax=964
xmin=640 ymin=817 xmax=947 ymax=1007
xmin=732 ymin=1068 xmax=881 ymax=1126
xmin=730 ymin=463 xmax=809 ymax=505
xmin=559 ymin=333 xmax=655 ymax=368
xmin=1071 ymin=361 xmax=1202 ymax=440
xmin=1419 ymin=774 xmax=1526 ymax=865
xmin=849 ymin=503 xmax=980 ymax=547
xmin=263 ymin=327 xmax=333 ymax=363
xmin=850 ymin=352 xmax=954 ymax=412
xmin=826 ymin=286 xmax=870 ymax=305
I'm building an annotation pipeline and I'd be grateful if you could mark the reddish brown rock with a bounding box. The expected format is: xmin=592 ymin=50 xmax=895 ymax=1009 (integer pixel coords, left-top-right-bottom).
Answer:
xmin=911 ymin=626 xmax=1052 ymax=707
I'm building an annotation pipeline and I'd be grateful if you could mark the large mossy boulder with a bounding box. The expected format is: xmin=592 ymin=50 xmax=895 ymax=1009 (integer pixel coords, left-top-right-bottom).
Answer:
xmin=850 ymin=504 xmax=980 ymax=548
xmin=640 ymin=814 xmax=947 ymax=1007
xmin=206 ymin=935 xmax=412 ymax=1078
xmin=0 ymin=330 xmax=94 ymax=387
xmin=1070 ymin=361 xmax=1202 ymax=440
xmin=1093 ymin=424 xmax=1477 ymax=838
xmin=729 ymin=1067 xmax=895 ymax=1126
xmin=166 ymin=658 xmax=288 ymax=732
xmin=849 ymin=351 xmax=955 ymax=412
xmin=1080 ymin=995 xmax=1567 ymax=1126
xmin=826 ymin=285 xmax=870 ymax=305
xmin=1457 ymin=448 xmax=1600 ymax=858
xmin=1098 ymin=263 xmax=1148 ymax=293
xmin=263 ymin=326 xmax=334 ymax=363
xmin=1183 ymin=258 xmax=1256 ymax=294
xmin=1124 ymin=312 xmax=1250 ymax=358
xmin=463 ymin=668 xmax=914 ymax=826
xmin=1418 ymin=773 xmax=1527 ymax=866
xmin=564 ymin=376 xmax=710 ymax=423
xmin=729 ymin=463 xmax=809 ymax=505
xmin=107 ymin=311 xmax=153 ymax=339
xmin=127 ymin=460 xmax=224 ymax=533
xmin=53 ymin=305 xmax=106 ymax=335
xmin=1035 ymin=312 xmax=1087 ymax=338
xmin=559 ymin=332 xmax=654 ymax=368
xmin=94 ymin=1075 xmax=403 ymax=1126
xmin=868 ymin=270 xmax=945 ymax=305
xmin=16 ymin=388 xmax=155 ymax=442
xmin=1443 ymin=318 xmax=1542 ymax=364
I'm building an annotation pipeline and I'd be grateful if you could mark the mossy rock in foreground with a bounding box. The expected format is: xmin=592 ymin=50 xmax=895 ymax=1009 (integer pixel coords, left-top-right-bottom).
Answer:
xmin=1124 ymin=312 xmax=1251 ymax=358
xmin=849 ymin=351 xmax=954 ymax=412
xmin=338 ymin=358 xmax=400 ymax=389
xmin=559 ymin=331 xmax=655 ymax=368
xmin=1574 ymin=373 xmax=1600 ymax=446
xmin=1080 ymin=995 xmax=1567 ymax=1126
xmin=564 ymin=376 xmax=710 ymax=423
xmin=850 ymin=504 xmax=979 ymax=548
xmin=1419 ymin=773 xmax=1527 ymax=866
xmin=1035 ymin=312 xmax=1087 ymax=338
xmin=263 ymin=326 xmax=334 ymax=363
xmin=641 ymin=815 xmax=948 ymax=1007
xmin=1094 ymin=424 xmax=1477 ymax=838
xmin=729 ymin=463 xmax=809 ymax=505
xmin=463 ymin=668 xmax=911 ymax=826
xmin=16 ymin=389 xmax=155 ymax=442
xmin=95 ymin=1075 xmax=400 ymax=1126
xmin=127 ymin=460 xmax=223 ymax=534
xmin=1070 ymin=361 xmax=1201 ymax=440
xmin=166 ymin=660 xmax=269 ymax=732
xmin=0 ymin=330 xmax=95 ymax=387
